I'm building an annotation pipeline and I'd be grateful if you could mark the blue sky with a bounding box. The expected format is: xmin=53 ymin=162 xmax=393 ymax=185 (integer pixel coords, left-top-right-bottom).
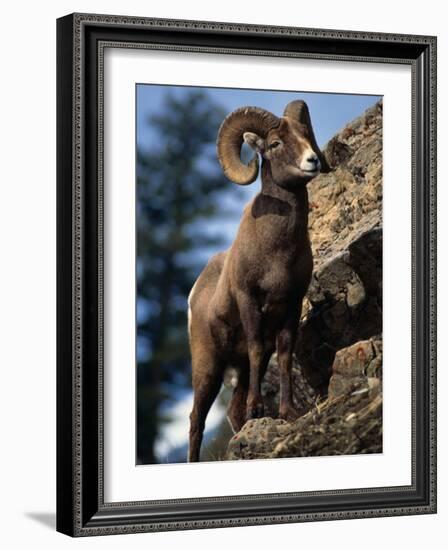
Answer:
xmin=137 ymin=84 xmax=381 ymax=154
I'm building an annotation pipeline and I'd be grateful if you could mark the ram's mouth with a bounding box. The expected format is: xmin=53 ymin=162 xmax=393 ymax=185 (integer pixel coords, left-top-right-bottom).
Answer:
xmin=299 ymin=168 xmax=320 ymax=178
xmin=287 ymin=164 xmax=321 ymax=179
xmin=301 ymin=168 xmax=320 ymax=175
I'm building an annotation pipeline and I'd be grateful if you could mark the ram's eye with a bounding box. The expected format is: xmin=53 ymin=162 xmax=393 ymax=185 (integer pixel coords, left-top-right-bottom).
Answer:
xmin=269 ymin=141 xmax=281 ymax=150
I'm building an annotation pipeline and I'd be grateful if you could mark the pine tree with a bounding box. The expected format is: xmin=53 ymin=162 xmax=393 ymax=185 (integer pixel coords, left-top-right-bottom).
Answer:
xmin=136 ymin=90 xmax=236 ymax=463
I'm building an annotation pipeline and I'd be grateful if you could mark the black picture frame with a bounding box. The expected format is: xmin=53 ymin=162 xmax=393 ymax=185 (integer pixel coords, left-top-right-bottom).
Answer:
xmin=56 ymin=13 xmax=437 ymax=537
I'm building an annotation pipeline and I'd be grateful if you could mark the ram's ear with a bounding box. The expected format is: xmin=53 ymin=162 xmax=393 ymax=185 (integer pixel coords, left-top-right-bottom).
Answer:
xmin=243 ymin=132 xmax=265 ymax=154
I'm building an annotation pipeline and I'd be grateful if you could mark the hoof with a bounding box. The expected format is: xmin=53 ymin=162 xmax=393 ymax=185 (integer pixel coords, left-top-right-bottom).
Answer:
xmin=279 ymin=404 xmax=299 ymax=422
xmin=246 ymin=399 xmax=265 ymax=420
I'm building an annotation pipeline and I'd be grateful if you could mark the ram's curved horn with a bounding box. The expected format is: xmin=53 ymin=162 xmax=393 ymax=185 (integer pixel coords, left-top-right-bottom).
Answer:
xmin=216 ymin=107 xmax=280 ymax=185
xmin=283 ymin=100 xmax=331 ymax=173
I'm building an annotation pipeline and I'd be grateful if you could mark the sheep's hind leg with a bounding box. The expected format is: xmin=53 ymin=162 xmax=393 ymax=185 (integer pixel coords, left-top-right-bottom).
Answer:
xmin=188 ymin=356 xmax=222 ymax=463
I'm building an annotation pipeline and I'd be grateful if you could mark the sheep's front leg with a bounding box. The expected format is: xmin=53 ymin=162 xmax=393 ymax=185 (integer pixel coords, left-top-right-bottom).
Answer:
xmin=237 ymin=293 xmax=265 ymax=420
xmin=276 ymin=312 xmax=300 ymax=421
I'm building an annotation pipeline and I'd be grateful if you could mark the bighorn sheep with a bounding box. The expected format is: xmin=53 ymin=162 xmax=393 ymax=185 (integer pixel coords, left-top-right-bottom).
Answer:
xmin=187 ymin=100 xmax=330 ymax=462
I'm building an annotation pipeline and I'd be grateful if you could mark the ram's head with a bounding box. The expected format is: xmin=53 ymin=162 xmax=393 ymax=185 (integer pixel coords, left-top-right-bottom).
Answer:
xmin=217 ymin=100 xmax=330 ymax=188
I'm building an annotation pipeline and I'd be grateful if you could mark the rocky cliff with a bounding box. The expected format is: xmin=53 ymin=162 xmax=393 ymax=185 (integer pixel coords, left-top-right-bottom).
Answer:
xmin=226 ymin=100 xmax=383 ymax=460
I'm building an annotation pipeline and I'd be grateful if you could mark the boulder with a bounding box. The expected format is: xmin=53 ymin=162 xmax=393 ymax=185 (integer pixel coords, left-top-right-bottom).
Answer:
xmin=298 ymin=100 xmax=383 ymax=390
xmin=227 ymin=337 xmax=382 ymax=460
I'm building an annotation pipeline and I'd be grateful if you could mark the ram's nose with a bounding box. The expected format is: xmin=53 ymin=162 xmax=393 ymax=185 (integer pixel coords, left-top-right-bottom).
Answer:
xmin=307 ymin=153 xmax=319 ymax=166
xmin=301 ymin=151 xmax=321 ymax=173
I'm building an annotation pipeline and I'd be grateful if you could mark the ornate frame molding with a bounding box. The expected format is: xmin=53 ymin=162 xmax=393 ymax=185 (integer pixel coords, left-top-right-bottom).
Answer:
xmin=57 ymin=12 xmax=437 ymax=537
